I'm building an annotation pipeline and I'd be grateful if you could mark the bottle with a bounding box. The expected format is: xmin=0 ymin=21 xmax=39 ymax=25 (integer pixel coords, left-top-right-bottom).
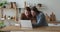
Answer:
xmin=50 ymin=12 xmax=56 ymax=21
xmin=10 ymin=2 xmax=13 ymax=8
xmin=13 ymin=2 xmax=16 ymax=9
xmin=45 ymin=13 xmax=50 ymax=22
xmin=24 ymin=1 xmax=26 ymax=7
xmin=4 ymin=15 xmax=6 ymax=19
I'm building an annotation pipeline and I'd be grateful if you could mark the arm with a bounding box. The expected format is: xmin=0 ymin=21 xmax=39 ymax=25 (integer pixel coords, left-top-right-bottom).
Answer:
xmin=36 ymin=13 xmax=48 ymax=26
xmin=21 ymin=13 xmax=25 ymax=20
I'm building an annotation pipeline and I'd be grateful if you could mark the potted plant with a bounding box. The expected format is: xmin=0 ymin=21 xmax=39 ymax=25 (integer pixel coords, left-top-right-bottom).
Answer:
xmin=0 ymin=0 xmax=7 ymax=8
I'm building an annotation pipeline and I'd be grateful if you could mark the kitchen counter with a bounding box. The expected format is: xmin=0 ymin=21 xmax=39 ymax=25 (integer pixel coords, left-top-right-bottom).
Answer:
xmin=0 ymin=26 xmax=60 ymax=32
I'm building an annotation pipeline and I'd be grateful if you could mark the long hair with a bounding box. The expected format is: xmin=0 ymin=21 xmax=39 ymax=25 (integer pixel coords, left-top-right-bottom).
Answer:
xmin=31 ymin=6 xmax=40 ymax=13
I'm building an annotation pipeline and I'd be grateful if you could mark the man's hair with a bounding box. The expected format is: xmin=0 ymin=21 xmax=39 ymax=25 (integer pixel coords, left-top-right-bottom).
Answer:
xmin=25 ymin=7 xmax=31 ymax=11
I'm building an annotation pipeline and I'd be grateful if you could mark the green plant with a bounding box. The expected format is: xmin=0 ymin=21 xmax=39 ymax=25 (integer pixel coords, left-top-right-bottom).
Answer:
xmin=0 ymin=0 xmax=7 ymax=7
xmin=0 ymin=31 xmax=6 ymax=32
xmin=0 ymin=21 xmax=4 ymax=27
xmin=0 ymin=3 xmax=3 ymax=6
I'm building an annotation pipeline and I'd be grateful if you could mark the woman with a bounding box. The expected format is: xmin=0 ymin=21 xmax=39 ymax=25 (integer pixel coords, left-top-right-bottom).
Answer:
xmin=31 ymin=6 xmax=48 ymax=27
xmin=21 ymin=7 xmax=32 ymax=20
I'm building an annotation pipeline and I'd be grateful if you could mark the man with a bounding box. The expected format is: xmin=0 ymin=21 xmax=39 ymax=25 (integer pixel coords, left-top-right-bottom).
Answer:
xmin=31 ymin=6 xmax=48 ymax=27
xmin=21 ymin=7 xmax=32 ymax=20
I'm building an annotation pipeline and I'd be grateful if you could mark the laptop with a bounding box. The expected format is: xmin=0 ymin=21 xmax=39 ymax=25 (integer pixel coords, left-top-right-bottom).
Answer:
xmin=20 ymin=20 xmax=32 ymax=29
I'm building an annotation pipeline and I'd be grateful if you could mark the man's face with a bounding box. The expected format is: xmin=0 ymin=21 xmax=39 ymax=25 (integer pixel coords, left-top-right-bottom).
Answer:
xmin=25 ymin=10 xmax=30 ymax=16
xmin=31 ymin=10 xmax=36 ymax=17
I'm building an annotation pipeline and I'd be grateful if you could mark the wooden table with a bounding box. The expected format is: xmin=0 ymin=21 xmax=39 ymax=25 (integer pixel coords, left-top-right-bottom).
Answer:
xmin=0 ymin=26 xmax=60 ymax=32
xmin=48 ymin=21 xmax=60 ymax=24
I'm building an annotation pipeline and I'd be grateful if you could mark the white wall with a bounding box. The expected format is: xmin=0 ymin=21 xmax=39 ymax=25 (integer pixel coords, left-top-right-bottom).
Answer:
xmin=7 ymin=0 xmax=25 ymax=8
xmin=7 ymin=0 xmax=60 ymax=21
xmin=3 ymin=9 xmax=16 ymax=17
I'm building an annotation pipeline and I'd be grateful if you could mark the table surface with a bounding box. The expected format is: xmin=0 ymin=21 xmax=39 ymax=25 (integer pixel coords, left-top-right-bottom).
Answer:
xmin=0 ymin=20 xmax=60 ymax=32
xmin=0 ymin=26 xmax=60 ymax=31
xmin=48 ymin=21 xmax=60 ymax=24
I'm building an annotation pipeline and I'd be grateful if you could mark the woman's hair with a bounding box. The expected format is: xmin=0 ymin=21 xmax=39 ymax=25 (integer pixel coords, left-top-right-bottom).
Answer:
xmin=31 ymin=6 xmax=40 ymax=13
xmin=25 ymin=7 xmax=31 ymax=11
xmin=37 ymin=4 xmax=42 ymax=7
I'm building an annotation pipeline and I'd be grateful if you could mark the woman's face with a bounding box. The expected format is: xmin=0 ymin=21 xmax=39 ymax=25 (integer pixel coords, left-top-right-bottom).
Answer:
xmin=25 ymin=10 xmax=30 ymax=16
xmin=31 ymin=10 xmax=36 ymax=17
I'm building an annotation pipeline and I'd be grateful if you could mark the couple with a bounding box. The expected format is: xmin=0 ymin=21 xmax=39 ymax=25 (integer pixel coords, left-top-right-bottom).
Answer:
xmin=21 ymin=6 xmax=48 ymax=27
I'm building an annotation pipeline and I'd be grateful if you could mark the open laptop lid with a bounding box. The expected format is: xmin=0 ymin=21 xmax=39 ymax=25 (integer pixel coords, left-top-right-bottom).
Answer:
xmin=20 ymin=20 xmax=32 ymax=29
